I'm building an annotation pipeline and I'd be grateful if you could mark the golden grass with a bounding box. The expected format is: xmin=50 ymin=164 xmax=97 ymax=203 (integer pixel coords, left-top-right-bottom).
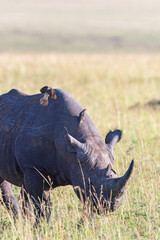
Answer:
xmin=0 ymin=53 xmax=160 ymax=239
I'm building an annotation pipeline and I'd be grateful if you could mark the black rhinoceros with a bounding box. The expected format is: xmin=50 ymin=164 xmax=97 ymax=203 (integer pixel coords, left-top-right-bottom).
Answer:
xmin=0 ymin=87 xmax=134 ymax=222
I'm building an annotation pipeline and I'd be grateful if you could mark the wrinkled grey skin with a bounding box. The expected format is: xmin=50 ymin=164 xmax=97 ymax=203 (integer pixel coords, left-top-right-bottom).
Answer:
xmin=0 ymin=88 xmax=134 ymax=222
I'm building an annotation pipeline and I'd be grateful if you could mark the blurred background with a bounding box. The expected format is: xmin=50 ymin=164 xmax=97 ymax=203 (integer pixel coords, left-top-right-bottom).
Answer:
xmin=0 ymin=0 xmax=160 ymax=52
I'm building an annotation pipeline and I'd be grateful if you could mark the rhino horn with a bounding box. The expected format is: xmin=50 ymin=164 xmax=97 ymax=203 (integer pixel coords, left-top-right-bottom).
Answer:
xmin=107 ymin=160 xmax=134 ymax=196
xmin=117 ymin=159 xmax=134 ymax=189
xmin=113 ymin=160 xmax=134 ymax=195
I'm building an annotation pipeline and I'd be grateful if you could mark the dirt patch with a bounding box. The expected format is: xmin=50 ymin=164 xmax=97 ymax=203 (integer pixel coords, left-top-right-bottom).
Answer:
xmin=129 ymin=99 xmax=160 ymax=110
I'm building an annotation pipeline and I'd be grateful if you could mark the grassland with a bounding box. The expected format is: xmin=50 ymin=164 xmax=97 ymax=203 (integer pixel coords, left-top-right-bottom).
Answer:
xmin=0 ymin=0 xmax=160 ymax=52
xmin=0 ymin=53 xmax=160 ymax=239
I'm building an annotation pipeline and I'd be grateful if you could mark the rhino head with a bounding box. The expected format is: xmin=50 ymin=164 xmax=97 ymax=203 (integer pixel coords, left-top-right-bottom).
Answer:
xmin=65 ymin=128 xmax=134 ymax=213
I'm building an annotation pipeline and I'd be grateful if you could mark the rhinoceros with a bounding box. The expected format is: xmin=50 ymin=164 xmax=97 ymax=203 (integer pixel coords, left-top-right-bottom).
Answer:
xmin=0 ymin=87 xmax=134 ymax=222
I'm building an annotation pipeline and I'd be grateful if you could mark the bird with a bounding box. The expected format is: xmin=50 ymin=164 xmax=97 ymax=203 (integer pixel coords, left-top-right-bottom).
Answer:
xmin=39 ymin=86 xmax=57 ymax=106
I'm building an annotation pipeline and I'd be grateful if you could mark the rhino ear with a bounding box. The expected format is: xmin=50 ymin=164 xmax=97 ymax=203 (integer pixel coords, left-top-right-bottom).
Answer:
xmin=78 ymin=109 xmax=87 ymax=125
xmin=105 ymin=129 xmax=122 ymax=155
xmin=64 ymin=127 xmax=84 ymax=153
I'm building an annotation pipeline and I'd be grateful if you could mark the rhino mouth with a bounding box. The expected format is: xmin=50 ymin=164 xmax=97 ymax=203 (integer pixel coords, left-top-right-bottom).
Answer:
xmin=90 ymin=195 xmax=123 ymax=215
xmin=88 ymin=160 xmax=134 ymax=214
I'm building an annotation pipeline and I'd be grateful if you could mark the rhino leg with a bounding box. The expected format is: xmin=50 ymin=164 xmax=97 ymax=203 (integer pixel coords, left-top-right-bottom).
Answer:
xmin=19 ymin=186 xmax=33 ymax=217
xmin=43 ymin=190 xmax=52 ymax=224
xmin=19 ymin=187 xmax=52 ymax=223
xmin=0 ymin=178 xmax=20 ymax=217
xmin=24 ymin=169 xmax=51 ymax=224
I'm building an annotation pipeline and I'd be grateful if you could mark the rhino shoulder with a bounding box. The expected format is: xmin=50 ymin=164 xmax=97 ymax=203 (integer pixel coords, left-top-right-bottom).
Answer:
xmin=8 ymin=89 xmax=28 ymax=97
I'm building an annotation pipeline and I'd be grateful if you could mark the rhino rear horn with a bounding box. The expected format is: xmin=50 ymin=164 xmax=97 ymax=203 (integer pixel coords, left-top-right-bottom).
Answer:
xmin=105 ymin=129 xmax=122 ymax=155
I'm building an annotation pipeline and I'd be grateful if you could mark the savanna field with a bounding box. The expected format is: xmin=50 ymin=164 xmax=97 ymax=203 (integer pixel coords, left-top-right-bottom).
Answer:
xmin=0 ymin=53 xmax=160 ymax=239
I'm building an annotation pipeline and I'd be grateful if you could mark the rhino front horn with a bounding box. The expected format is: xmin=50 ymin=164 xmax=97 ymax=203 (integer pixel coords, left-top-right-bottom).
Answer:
xmin=115 ymin=159 xmax=134 ymax=194
xmin=121 ymin=159 xmax=134 ymax=184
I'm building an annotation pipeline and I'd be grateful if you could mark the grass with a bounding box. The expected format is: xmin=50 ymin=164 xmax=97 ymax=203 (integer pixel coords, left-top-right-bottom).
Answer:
xmin=0 ymin=53 xmax=160 ymax=239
